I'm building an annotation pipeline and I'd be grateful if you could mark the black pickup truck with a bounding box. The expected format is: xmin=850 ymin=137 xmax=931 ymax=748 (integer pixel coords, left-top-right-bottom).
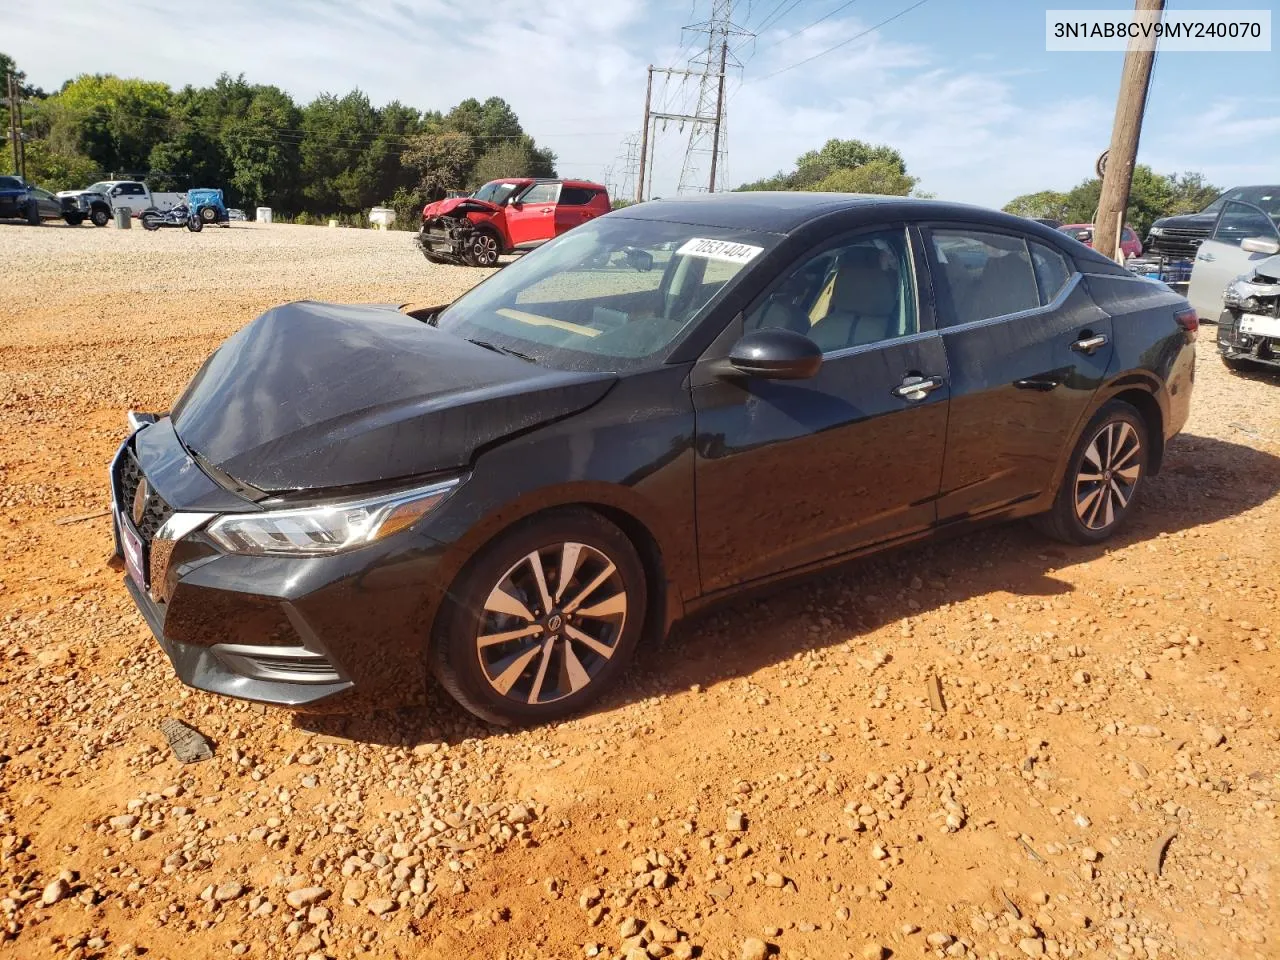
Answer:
xmin=0 ymin=176 xmax=67 ymax=224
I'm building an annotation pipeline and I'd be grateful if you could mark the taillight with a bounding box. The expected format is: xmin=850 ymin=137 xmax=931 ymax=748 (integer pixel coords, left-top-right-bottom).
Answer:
xmin=1175 ymin=308 xmax=1198 ymax=340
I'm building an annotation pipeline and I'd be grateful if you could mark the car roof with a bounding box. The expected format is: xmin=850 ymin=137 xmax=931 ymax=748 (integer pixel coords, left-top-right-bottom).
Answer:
xmin=491 ymin=178 xmax=606 ymax=189
xmin=614 ymin=192 xmax=1072 ymax=236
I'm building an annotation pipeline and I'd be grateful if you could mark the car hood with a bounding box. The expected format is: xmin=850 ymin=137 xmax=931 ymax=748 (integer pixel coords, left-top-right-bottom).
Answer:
xmin=1245 ymin=254 xmax=1280 ymax=285
xmin=170 ymin=301 xmax=616 ymax=492
xmin=423 ymin=196 xmax=500 ymax=219
xmin=1150 ymin=211 xmax=1216 ymax=232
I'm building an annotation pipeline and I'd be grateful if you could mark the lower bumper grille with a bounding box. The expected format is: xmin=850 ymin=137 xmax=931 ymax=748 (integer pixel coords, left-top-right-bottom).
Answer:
xmin=210 ymin=644 xmax=343 ymax=684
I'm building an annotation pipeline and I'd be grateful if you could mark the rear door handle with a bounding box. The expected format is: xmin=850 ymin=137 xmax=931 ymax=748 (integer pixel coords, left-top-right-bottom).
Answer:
xmin=892 ymin=375 xmax=945 ymax=401
xmin=1071 ymin=334 xmax=1108 ymax=354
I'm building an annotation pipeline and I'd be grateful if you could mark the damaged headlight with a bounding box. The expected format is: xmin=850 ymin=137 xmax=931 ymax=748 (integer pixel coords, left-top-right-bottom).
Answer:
xmin=207 ymin=477 xmax=461 ymax=557
xmin=1148 ymin=226 xmax=1164 ymax=236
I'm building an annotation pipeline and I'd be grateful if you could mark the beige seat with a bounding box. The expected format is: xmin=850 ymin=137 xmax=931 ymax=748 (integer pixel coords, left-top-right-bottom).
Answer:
xmin=808 ymin=248 xmax=901 ymax=352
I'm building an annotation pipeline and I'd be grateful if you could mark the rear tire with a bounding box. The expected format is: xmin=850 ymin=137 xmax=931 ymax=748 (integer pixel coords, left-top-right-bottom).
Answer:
xmin=141 ymin=215 xmax=161 ymax=231
xmin=430 ymin=508 xmax=648 ymax=726
xmin=1033 ymin=400 xmax=1149 ymax=545
xmin=198 ymin=205 xmax=218 ymax=223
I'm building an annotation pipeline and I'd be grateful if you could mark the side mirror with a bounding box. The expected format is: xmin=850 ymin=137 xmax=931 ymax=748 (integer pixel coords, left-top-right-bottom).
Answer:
xmin=1241 ymin=236 xmax=1280 ymax=255
xmin=725 ymin=329 xmax=822 ymax=380
xmin=508 ymin=196 xmax=522 ymax=208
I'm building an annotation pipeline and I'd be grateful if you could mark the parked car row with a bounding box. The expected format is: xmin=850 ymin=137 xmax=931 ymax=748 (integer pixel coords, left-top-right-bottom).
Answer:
xmin=0 ymin=176 xmax=232 ymax=229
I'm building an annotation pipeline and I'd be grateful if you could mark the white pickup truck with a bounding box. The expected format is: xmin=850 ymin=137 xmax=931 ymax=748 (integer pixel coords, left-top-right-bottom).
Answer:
xmin=56 ymin=180 xmax=186 ymax=227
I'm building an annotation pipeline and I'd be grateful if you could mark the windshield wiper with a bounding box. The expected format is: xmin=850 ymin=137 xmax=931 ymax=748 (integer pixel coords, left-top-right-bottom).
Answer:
xmin=466 ymin=338 xmax=538 ymax=363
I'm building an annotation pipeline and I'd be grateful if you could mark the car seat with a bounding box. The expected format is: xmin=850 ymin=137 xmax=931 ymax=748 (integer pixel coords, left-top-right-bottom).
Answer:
xmin=808 ymin=247 xmax=900 ymax=351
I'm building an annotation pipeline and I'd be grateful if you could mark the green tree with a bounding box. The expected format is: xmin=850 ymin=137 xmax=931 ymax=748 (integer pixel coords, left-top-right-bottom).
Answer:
xmin=222 ymin=86 xmax=302 ymax=209
xmin=21 ymin=139 xmax=101 ymax=190
xmin=1167 ymin=171 xmax=1221 ymax=215
xmin=813 ymin=160 xmax=918 ymax=196
xmin=736 ymin=138 xmax=917 ymax=195
xmin=402 ymin=131 xmax=475 ymax=199
xmin=1002 ymin=190 xmax=1072 ymax=221
xmin=50 ymin=74 xmax=173 ymax=174
xmin=470 ymin=141 xmax=538 ymax=186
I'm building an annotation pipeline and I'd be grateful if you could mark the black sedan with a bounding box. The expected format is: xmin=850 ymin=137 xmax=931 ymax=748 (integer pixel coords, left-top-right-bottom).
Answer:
xmin=110 ymin=193 xmax=1197 ymax=725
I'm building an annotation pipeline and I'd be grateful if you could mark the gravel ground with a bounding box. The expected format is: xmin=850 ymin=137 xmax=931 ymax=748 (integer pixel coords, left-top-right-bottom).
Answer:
xmin=0 ymin=220 xmax=1278 ymax=960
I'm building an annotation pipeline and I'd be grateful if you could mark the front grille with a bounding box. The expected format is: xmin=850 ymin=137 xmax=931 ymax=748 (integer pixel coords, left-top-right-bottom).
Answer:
xmin=1148 ymin=230 xmax=1206 ymax=259
xmin=118 ymin=450 xmax=173 ymax=543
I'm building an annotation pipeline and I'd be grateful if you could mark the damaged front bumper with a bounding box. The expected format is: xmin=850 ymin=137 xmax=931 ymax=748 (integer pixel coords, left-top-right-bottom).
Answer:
xmin=1219 ymin=269 xmax=1280 ymax=369
xmin=416 ymin=217 xmax=472 ymax=264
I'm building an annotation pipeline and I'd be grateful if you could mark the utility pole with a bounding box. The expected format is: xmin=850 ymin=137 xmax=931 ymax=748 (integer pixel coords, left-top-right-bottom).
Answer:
xmin=14 ymin=79 xmax=24 ymax=181
xmin=708 ymin=38 xmax=729 ymax=192
xmin=637 ymin=67 xmax=653 ymax=204
xmin=6 ymin=72 xmax=18 ymax=177
xmin=1095 ymin=0 xmax=1164 ymax=262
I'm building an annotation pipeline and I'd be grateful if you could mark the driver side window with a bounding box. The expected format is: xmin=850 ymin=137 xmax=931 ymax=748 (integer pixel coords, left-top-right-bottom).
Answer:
xmin=744 ymin=229 xmax=917 ymax=353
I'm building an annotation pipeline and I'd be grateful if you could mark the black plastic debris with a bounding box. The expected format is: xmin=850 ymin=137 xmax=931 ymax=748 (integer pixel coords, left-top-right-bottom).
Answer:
xmin=161 ymin=719 xmax=214 ymax=763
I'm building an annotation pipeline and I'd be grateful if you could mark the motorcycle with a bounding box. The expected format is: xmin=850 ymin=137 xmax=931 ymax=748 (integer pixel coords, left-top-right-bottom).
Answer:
xmin=140 ymin=204 xmax=203 ymax=232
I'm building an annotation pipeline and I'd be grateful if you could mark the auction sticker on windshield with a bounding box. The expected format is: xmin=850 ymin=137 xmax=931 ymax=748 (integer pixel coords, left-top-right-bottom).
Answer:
xmin=677 ymin=238 xmax=764 ymax=264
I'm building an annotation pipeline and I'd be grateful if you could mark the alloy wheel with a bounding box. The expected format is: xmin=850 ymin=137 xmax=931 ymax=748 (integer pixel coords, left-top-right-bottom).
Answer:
xmin=476 ymin=542 xmax=627 ymax=705
xmin=1074 ymin=420 xmax=1142 ymax=530
xmin=471 ymin=234 xmax=499 ymax=266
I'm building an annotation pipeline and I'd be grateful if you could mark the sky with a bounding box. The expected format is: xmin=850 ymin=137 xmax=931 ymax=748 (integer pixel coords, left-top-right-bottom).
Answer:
xmin=7 ymin=0 xmax=1279 ymax=207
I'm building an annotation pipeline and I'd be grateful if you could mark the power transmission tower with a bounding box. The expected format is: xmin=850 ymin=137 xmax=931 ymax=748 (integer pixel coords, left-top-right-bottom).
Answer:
xmin=1095 ymin=0 xmax=1165 ymax=262
xmin=615 ymin=134 xmax=641 ymax=204
xmin=635 ymin=1 xmax=751 ymax=202
xmin=677 ymin=0 xmax=750 ymax=194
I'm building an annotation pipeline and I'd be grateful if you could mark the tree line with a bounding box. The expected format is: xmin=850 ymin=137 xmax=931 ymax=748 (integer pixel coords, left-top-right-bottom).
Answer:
xmin=1002 ymin=166 xmax=1220 ymax=237
xmin=1 ymin=54 xmax=556 ymax=224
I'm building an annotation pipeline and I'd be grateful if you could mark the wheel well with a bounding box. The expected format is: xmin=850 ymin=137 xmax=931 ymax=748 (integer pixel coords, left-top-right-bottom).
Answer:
xmin=580 ymin=503 xmax=670 ymax=645
xmin=1112 ymin=388 xmax=1165 ymax=474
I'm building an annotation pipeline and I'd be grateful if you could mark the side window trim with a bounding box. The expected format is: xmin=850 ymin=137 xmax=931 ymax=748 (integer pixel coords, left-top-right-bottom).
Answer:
xmin=920 ymin=222 xmax=1079 ymax=331
xmin=738 ymin=222 xmax=931 ymax=349
xmin=1028 ymin=240 xmax=1074 ymax=305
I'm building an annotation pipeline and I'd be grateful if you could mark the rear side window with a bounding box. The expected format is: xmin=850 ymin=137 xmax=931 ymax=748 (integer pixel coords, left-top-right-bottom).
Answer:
xmin=930 ymin=229 xmax=1040 ymax=327
xmin=559 ymin=187 xmax=596 ymax=205
xmin=1029 ymin=242 xmax=1071 ymax=304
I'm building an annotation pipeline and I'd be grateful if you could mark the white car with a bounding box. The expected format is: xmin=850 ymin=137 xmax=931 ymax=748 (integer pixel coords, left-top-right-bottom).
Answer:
xmin=1186 ymin=197 xmax=1280 ymax=324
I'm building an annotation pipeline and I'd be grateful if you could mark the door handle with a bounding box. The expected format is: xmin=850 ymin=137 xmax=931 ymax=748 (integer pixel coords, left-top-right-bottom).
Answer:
xmin=892 ymin=375 xmax=944 ymax=401
xmin=540 ymin=207 xmax=552 ymax=214
xmin=1196 ymin=251 xmax=1215 ymax=262
xmin=1071 ymin=333 xmax=1108 ymax=354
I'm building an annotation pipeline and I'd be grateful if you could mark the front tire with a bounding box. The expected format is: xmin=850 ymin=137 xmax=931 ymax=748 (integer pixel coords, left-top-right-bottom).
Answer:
xmin=431 ymin=509 xmax=648 ymax=726
xmin=187 ymin=216 xmax=203 ymax=232
xmin=466 ymin=229 xmax=501 ymax=267
xmin=1034 ymin=400 xmax=1149 ymax=544
xmin=90 ymin=207 xmax=110 ymax=227
xmin=63 ymin=213 xmax=85 ymax=226
xmin=25 ymin=202 xmax=41 ymax=225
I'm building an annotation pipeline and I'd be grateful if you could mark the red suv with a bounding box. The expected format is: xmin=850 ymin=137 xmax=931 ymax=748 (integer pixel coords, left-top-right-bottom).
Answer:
xmin=417 ymin=178 xmax=611 ymax=267
xmin=1058 ymin=223 xmax=1143 ymax=260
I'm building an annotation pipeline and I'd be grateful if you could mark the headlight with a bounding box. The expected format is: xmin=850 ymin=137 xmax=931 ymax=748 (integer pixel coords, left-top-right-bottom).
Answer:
xmin=206 ymin=477 xmax=460 ymax=557
xmin=1148 ymin=227 xmax=1163 ymax=235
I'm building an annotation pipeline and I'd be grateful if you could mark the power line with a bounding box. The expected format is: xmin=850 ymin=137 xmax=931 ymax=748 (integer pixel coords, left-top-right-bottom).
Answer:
xmin=754 ymin=0 xmax=808 ymax=34
xmin=746 ymin=0 xmax=932 ymax=83
xmin=747 ymin=0 xmax=863 ymax=55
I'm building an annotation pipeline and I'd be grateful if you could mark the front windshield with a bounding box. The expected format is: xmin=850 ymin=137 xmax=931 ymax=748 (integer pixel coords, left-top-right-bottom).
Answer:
xmin=435 ymin=216 xmax=778 ymax=372
xmin=472 ymin=181 xmax=522 ymax=205
xmin=87 ymin=182 xmax=112 ymax=194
